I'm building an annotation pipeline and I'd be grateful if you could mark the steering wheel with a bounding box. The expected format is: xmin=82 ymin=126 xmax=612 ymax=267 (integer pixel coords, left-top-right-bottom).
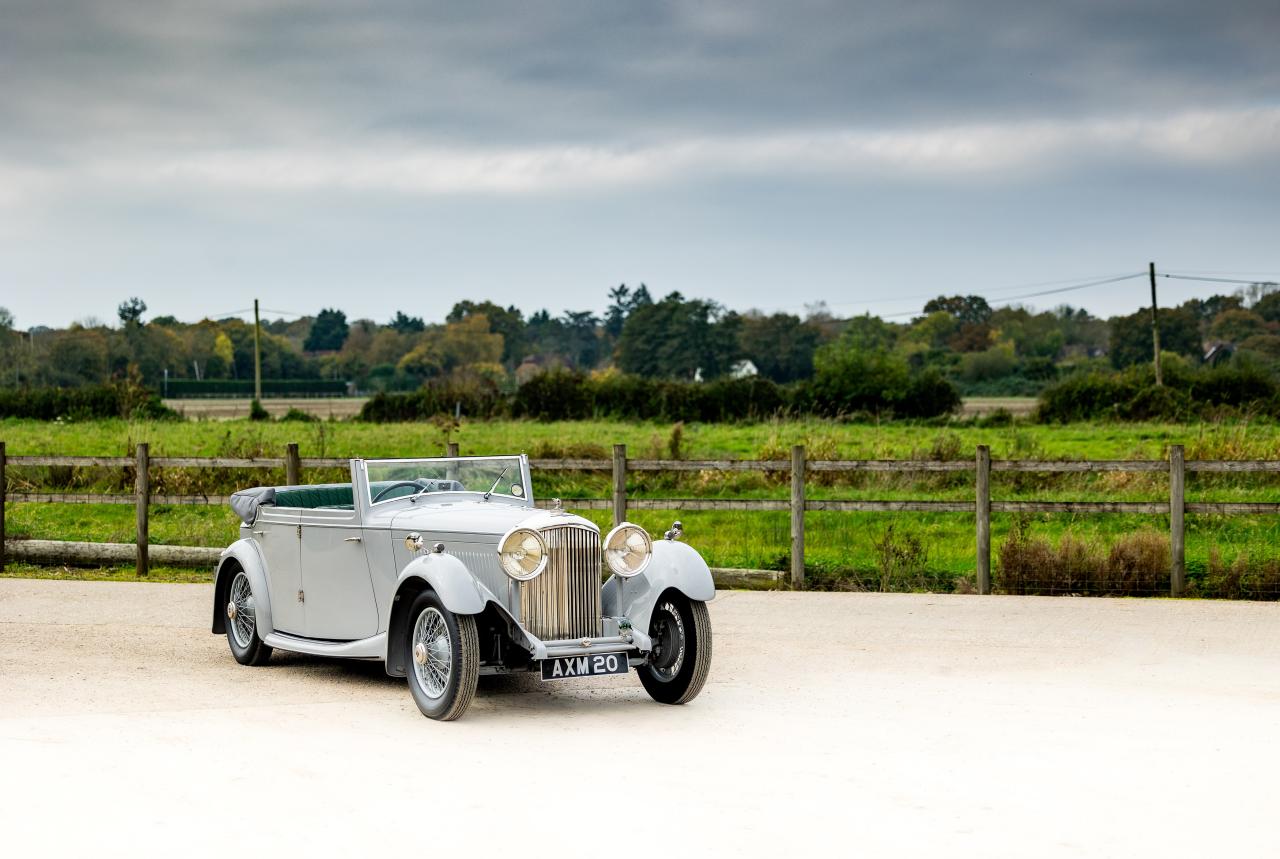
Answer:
xmin=371 ymin=479 xmax=426 ymax=503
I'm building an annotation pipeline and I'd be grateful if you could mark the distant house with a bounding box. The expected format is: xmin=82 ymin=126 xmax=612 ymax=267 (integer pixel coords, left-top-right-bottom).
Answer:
xmin=729 ymin=359 xmax=758 ymax=379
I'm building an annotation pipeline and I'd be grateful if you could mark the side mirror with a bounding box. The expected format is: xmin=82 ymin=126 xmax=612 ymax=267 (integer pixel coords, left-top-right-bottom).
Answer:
xmin=510 ymin=483 xmax=524 ymax=498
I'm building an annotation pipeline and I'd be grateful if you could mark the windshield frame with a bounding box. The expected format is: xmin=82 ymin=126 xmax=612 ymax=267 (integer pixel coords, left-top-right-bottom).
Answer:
xmin=360 ymin=455 xmax=532 ymax=509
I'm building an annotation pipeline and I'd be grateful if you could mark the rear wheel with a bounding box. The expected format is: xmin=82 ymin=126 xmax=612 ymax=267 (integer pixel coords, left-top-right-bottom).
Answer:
xmin=405 ymin=591 xmax=480 ymax=721
xmin=639 ymin=594 xmax=712 ymax=705
xmin=226 ymin=569 xmax=272 ymax=666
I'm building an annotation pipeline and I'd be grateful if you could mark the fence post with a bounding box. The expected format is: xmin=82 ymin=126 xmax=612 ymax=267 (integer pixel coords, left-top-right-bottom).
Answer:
xmin=136 ymin=442 xmax=149 ymax=578
xmin=612 ymin=444 xmax=627 ymax=527
xmin=0 ymin=440 xmax=6 ymax=573
xmin=286 ymin=442 xmax=301 ymax=486
xmin=1170 ymin=444 xmax=1185 ymax=597
xmin=791 ymin=444 xmax=806 ymax=590
xmin=975 ymin=445 xmax=991 ymax=594
xmin=447 ymin=442 xmax=459 ymax=458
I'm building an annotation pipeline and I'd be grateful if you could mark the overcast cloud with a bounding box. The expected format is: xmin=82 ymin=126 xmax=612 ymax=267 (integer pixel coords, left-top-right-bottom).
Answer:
xmin=1 ymin=0 xmax=1278 ymax=327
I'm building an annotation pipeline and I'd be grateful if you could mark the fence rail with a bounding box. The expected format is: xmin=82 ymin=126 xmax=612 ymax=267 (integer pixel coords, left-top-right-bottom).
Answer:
xmin=2 ymin=440 xmax=1278 ymax=594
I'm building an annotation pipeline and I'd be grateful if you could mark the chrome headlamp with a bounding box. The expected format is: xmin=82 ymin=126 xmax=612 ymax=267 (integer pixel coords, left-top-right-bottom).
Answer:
xmin=603 ymin=523 xmax=652 ymax=577
xmin=498 ymin=527 xmax=548 ymax=581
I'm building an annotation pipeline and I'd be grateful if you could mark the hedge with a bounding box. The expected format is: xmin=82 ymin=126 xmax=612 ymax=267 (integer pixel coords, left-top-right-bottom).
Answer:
xmin=360 ymin=369 xmax=958 ymax=423
xmin=0 ymin=384 xmax=177 ymax=420
xmin=1036 ymin=363 xmax=1280 ymax=422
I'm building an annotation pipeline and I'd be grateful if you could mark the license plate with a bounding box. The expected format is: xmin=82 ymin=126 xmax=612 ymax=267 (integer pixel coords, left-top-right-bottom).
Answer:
xmin=540 ymin=652 xmax=629 ymax=681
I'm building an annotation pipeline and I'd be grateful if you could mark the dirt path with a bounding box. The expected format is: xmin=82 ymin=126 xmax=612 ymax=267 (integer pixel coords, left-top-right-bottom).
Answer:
xmin=1 ymin=581 xmax=1276 ymax=856
xmin=163 ymin=397 xmax=367 ymax=419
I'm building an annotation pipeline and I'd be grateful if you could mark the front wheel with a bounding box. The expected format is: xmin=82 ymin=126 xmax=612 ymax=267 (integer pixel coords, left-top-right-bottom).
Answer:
xmin=405 ymin=591 xmax=480 ymax=721
xmin=639 ymin=595 xmax=712 ymax=705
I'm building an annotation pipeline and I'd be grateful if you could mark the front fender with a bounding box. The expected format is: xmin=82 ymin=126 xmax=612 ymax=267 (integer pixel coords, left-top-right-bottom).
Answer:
xmin=601 ymin=539 xmax=715 ymax=640
xmin=211 ymin=539 xmax=274 ymax=637
xmin=384 ymin=552 xmax=496 ymax=676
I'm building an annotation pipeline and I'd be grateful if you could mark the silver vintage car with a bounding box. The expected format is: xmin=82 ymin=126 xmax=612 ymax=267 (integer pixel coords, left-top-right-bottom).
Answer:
xmin=213 ymin=455 xmax=714 ymax=720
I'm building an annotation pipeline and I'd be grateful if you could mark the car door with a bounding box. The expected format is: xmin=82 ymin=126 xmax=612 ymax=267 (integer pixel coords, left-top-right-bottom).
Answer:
xmin=299 ymin=508 xmax=379 ymax=641
xmin=253 ymin=508 xmax=304 ymax=635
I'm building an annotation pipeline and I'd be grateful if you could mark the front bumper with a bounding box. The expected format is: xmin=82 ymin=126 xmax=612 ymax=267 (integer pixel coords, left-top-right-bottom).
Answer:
xmin=517 ymin=617 xmax=653 ymax=660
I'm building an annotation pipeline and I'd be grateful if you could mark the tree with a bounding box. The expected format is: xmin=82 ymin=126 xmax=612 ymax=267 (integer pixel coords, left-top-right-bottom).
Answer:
xmin=1108 ymin=307 xmax=1202 ymax=368
xmin=117 ymin=297 xmax=147 ymax=327
xmin=304 ymin=308 xmax=349 ymax=352
xmin=604 ymin=283 xmax=653 ymax=341
xmin=923 ymin=295 xmax=992 ymax=326
xmin=1209 ymin=309 xmax=1268 ymax=343
xmin=1253 ymin=291 xmax=1280 ymax=324
xmin=0 ymin=307 xmax=12 ymax=330
xmin=213 ymin=332 xmax=235 ymax=378
xmin=448 ymin=300 xmax=526 ymax=365
xmin=560 ymin=311 xmax=602 ymax=369
xmin=738 ymin=313 xmax=821 ymax=382
xmin=616 ymin=293 xmax=741 ymax=379
xmin=811 ymin=331 xmax=959 ymax=418
xmin=389 ymin=311 xmax=425 ymax=334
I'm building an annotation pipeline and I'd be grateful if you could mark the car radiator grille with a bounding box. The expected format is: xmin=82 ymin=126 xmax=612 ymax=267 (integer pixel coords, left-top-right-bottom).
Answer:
xmin=520 ymin=524 xmax=602 ymax=640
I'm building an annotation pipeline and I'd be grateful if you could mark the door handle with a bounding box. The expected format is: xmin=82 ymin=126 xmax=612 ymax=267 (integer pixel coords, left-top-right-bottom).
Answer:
xmin=344 ymin=536 xmax=362 ymax=543
xmin=253 ymin=530 xmax=266 ymax=537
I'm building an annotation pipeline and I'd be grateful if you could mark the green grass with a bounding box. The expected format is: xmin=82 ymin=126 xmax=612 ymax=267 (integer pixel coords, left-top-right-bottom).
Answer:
xmin=3 ymin=416 xmax=1280 ymax=592
xmin=4 ymin=414 xmax=1280 ymax=459
xmin=0 ymin=563 xmax=210 ymax=583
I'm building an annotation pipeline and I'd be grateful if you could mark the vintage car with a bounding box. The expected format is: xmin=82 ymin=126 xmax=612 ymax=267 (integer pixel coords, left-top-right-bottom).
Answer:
xmin=213 ymin=455 xmax=714 ymax=720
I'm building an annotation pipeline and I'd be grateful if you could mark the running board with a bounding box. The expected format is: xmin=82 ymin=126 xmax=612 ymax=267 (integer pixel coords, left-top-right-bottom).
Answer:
xmin=263 ymin=631 xmax=386 ymax=660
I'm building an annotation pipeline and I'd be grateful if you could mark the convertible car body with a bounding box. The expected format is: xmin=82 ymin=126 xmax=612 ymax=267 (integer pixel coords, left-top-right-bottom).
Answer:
xmin=213 ymin=455 xmax=714 ymax=720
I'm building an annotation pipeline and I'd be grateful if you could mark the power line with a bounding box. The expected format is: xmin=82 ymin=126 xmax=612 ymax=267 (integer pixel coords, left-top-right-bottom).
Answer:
xmin=1160 ymin=273 xmax=1280 ymax=286
xmin=876 ymin=272 xmax=1146 ymax=319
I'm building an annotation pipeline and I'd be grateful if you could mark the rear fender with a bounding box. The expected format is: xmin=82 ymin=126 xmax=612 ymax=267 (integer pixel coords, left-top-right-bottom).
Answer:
xmin=601 ymin=539 xmax=715 ymax=640
xmin=212 ymin=539 xmax=274 ymax=636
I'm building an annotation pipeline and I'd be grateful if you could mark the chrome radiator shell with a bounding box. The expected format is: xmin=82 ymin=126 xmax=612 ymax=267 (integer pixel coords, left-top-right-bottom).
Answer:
xmin=519 ymin=524 xmax=602 ymax=639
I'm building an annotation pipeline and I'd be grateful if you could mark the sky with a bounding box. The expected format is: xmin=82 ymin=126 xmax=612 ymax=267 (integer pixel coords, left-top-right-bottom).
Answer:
xmin=1 ymin=0 xmax=1278 ymax=330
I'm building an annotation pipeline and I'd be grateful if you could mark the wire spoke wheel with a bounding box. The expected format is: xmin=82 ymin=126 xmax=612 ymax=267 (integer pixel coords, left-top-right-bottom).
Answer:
xmin=403 ymin=592 xmax=479 ymax=720
xmin=229 ymin=571 xmax=256 ymax=649
xmin=411 ymin=607 xmax=453 ymax=700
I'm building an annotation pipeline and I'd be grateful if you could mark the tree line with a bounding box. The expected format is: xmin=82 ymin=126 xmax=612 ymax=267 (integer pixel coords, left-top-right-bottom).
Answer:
xmin=2 ymin=280 xmax=1278 ymax=416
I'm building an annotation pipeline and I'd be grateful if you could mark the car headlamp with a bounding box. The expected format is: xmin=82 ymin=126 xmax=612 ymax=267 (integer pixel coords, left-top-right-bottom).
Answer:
xmin=498 ymin=528 xmax=547 ymax=581
xmin=603 ymin=523 xmax=652 ymax=577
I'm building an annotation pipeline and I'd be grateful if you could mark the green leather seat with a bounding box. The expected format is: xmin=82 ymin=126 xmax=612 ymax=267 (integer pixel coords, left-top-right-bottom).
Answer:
xmin=269 ymin=481 xmax=421 ymax=510
xmin=272 ymin=484 xmax=355 ymax=509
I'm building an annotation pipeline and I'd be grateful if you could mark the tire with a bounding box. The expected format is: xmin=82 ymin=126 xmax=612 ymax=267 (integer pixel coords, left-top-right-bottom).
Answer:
xmin=225 ymin=568 xmax=273 ymax=666
xmin=639 ymin=594 xmax=712 ymax=705
xmin=405 ymin=591 xmax=480 ymax=721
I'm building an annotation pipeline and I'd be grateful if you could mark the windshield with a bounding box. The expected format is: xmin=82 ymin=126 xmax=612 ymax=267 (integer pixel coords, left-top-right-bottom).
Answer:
xmin=365 ymin=456 xmax=527 ymax=505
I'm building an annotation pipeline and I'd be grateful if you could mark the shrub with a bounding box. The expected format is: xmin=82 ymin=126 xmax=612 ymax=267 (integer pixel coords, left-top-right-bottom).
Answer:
xmin=996 ymin=522 xmax=1169 ymax=596
xmin=0 ymin=381 xmax=177 ymax=421
xmin=810 ymin=345 xmax=959 ymax=419
xmin=279 ymin=407 xmax=319 ymax=423
xmin=1186 ymin=549 xmax=1280 ymax=600
xmin=1036 ymin=362 xmax=1280 ymax=423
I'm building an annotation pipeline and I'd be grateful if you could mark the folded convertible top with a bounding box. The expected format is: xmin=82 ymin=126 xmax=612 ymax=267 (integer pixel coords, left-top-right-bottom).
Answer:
xmin=230 ymin=486 xmax=275 ymax=525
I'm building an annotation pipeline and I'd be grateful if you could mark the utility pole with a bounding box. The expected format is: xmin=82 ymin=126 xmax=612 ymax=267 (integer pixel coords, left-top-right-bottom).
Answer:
xmin=1149 ymin=262 xmax=1162 ymax=386
xmin=253 ymin=298 xmax=263 ymax=401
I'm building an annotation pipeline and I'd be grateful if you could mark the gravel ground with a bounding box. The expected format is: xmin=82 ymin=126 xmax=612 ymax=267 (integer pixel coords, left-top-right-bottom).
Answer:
xmin=1 ymin=580 xmax=1277 ymax=857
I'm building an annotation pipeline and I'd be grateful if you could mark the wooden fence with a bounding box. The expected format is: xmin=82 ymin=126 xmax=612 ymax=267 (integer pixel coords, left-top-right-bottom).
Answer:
xmin=2 ymin=439 xmax=1278 ymax=594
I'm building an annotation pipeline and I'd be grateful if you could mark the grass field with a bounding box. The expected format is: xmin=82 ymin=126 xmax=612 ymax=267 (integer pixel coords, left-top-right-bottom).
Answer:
xmin=3 ymin=416 xmax=1280 ymax=592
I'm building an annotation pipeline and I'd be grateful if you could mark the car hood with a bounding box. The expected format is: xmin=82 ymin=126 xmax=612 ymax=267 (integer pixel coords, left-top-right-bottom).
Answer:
xmin=389 ymin=502 xmax=598 ymax=542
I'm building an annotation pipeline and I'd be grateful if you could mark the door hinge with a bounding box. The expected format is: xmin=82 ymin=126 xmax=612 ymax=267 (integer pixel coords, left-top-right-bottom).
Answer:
xmin=297 ymin=589 xmax=305 ymax=603
xmin=296 ymin=524 xmax=302 ymax=538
